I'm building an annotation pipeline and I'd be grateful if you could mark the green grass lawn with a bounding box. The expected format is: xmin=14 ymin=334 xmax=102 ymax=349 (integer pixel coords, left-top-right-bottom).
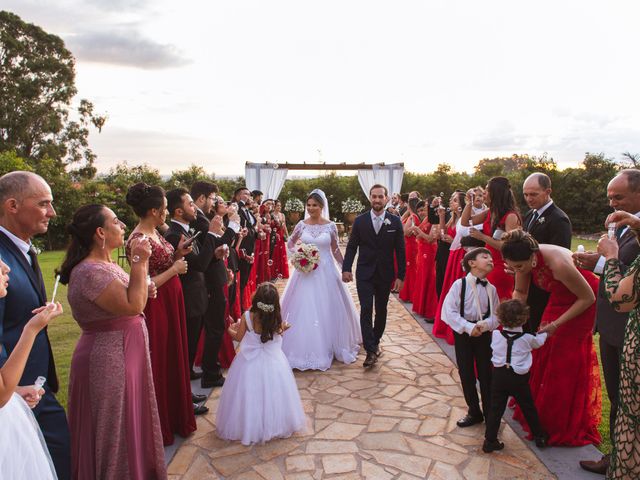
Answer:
xmin=40 ymin=238 xmax=612 ymax=451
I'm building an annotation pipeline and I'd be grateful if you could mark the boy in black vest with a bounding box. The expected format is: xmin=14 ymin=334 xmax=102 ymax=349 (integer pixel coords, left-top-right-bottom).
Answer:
xmin=441 ymin=247 xmax=500 ymax=428
xmin=483 ymin=299 xmax=549 ymax=452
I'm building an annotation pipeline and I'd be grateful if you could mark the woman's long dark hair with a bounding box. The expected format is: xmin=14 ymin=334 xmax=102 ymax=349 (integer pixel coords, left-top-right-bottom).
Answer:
xmin=58 ymin=204 xmax=107 ymax=285
xmin=486 ymin=177 xmax=520 ymax=231
xmin=250 ymin=282 xmax=283 ymax=343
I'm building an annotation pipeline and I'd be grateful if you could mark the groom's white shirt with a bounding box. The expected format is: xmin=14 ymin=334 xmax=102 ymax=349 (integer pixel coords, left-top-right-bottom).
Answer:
xmin=370 ymin=209 xmax=385 ymax=234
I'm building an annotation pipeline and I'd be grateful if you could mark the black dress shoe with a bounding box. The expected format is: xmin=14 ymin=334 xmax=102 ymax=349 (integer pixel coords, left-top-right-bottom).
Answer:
xmin=363 ymin=351 xmax=378 ymax=368
xmin=456 ymin=414 xmax=484 ymax=428
xmin=190 ymin=369 xmax=203 ymax=380
xmin=534 ymin=432 xmax=549 ymax=449
xmin=201 ymin=376 xmax=225 ymax=389
xmin=482 ymin=439 xmax=504 ymax=453
xmin=375 ymin=347 xmax=383 ymax=358
xmin=579 ymin=454 xmax=609 ymax=475
xmin=192 ymin=393 xmax=207 ymax=403
xmin=193 ymin=403 xmax=209 ymax=415
xmin=424 ymin=317 xmax=435 ymax=324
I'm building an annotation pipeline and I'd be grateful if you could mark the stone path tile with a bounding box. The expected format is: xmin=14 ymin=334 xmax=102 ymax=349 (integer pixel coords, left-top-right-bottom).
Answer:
xmin=168 ymin=278 xmax=554 ymax=479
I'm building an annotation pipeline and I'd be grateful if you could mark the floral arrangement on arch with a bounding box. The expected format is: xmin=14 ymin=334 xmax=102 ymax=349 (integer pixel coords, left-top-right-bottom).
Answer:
xmin=284 ymin=197 xmax=305 ymax=212
xmin=292 ymin=243 xmax=320 ymax=273
xmin=341 ymin=198 xmax=365 ymax=214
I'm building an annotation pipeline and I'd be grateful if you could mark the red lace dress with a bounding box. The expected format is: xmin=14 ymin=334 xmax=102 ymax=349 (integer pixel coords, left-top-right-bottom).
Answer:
xmin=255 ymin=222 xmax=272 ymax=284
xmin=433 ymin=224 xmax=462 ymax=345
xmin=126 ymin=233 xmax=195 ymax=446
xmin=411 ymin=220 xmax=438 ymax=319
xmin=399 ymin=213 xmax=420 ymax=302
xmin=513 ymin=252 xmax=602 ymax=446
xmin=272 ymin=219 xmax=290 ymax=280
xmin=483 ymin=211 xmax=515 ymax=300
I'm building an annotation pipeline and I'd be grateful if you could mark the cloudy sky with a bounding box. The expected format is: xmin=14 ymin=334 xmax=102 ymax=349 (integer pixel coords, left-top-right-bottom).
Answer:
xmin=5 ymin=0 xmax=640 ymax=176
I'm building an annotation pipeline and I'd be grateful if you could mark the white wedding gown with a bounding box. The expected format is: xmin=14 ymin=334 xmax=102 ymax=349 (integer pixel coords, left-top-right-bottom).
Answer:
xmin=0 ymin=393 xmax=57 ymax=479
xmin=281 ymin=221 xmax=362 ymax=370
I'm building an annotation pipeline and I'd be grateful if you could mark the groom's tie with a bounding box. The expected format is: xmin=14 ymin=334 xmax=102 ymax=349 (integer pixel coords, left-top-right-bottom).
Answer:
xmin=373 ymin=215 xmax=382 ymax=234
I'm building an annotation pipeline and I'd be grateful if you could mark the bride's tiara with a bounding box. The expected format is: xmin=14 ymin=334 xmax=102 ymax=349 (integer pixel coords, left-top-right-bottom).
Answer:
xmin=257 ymin=301 xmax=274 ymax=313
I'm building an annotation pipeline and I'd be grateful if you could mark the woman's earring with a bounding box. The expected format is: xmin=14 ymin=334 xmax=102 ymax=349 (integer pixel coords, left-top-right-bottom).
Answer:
xmin=102 ymin=236 xmax=106 ymax=250
xmin=531 ymin=258 xmax=537 ymax=268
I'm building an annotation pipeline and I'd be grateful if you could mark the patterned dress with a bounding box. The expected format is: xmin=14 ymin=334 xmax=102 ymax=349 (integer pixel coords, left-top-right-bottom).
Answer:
xmin=603 ymin=256 xmax=640 ymax=479
xmin=67 ymin=261 xmax=166 ymax=479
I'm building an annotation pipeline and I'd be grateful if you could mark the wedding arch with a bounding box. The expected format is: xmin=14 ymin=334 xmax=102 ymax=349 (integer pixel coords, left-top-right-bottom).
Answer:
xmin=244 ymin=162 xmax=405 ymax=200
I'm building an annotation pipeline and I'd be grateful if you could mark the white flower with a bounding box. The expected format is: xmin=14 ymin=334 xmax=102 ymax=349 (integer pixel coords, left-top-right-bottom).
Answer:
xmin=538 ymin=217 xmax=545 ymax=224
xmin=383 ymin=218 xmax=392 ymax=226
xmin=341 ymin=198 xmax=365 ymax=214
xmin=284 ymin=197 xmax=305 ymax=212
xmin=257 ymin=301 xmax=274 ymax=313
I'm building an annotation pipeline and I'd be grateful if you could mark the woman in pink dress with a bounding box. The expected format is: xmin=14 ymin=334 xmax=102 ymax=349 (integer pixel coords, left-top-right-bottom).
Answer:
xmin=62 ymin=204 xmax=166 ymax=479
xmin=461 ymin=176 xmax=521 ymax=300
xmin=501 ymin=229 xmax=601 ymax=446
xmin=411 ymin=200 xmax=439 ymax=319
xmin=125 ymin=183 xmax=195 ymax=446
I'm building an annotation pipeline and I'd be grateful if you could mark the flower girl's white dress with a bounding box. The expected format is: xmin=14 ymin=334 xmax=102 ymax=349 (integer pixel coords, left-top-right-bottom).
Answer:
xmin=0 ymin=393 xmax=57 ymax=479
xmin=281 ymin=221 xmax=362 ymax=370
xmin=215 ymin=312 xmax=306 ymax=445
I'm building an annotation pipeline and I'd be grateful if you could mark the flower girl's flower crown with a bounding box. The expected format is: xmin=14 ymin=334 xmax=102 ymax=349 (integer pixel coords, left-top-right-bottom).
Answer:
xmin=257 ymin=301 xmax=275 ymax=313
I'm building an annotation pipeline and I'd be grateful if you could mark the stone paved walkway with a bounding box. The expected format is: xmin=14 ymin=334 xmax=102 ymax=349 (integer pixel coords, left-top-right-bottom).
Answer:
xmin=167 ymin=280 xmax=554 ymax=479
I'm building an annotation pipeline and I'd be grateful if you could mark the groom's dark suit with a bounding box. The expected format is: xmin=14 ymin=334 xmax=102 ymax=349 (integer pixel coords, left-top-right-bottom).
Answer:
xmin=342 ymin=210 xmax=406 ymax=353
xmin=0 ymin=230 xmax=70 ymax=479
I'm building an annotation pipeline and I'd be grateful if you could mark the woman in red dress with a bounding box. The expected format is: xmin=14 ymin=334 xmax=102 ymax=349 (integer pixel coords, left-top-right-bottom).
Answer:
xmin=125 ymin=183 xmax=196 ymax=446
xmin=433 ymin=191 xmax=468 ymax=344
xmin=399 ymin=199 xmax=420 ymax=302
xmin=411 ymin=200 xmax=439 ymax=319
xmin=255 ymin=203 xmax=272 ymax=283
xmin=272 ymin=200 xmax=290 ymax=280
xmin=502 ymin=229 xmax=601 ymax=446
xmin=461 ymin=177 xmax=521 ymax=300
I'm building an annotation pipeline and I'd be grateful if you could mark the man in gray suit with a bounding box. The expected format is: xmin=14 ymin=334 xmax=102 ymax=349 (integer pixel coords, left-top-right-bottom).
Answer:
xmin=573 ymin=169 xmax=640 ymax=475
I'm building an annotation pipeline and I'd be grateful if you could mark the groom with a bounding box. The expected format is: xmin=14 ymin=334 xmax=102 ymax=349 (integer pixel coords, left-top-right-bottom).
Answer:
xmin=342 ymin=184 xmax=406 ymax=367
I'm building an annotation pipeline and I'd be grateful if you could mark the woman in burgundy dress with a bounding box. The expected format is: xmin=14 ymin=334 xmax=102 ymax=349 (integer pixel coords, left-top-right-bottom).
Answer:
xmin=62 ymin=204 xmax=166 ymax=479
xmin=411 ymin=200 xmax=439 ymax=319
xmin=461 ymin=176 xmax=521 ymax=300
xmin=272 ymin=199 xmax=290 ymax=279
xmin=125 ymin=183 xmax=195 ymax=446
xmin=502 ymin=229 xmax=601 ymax=446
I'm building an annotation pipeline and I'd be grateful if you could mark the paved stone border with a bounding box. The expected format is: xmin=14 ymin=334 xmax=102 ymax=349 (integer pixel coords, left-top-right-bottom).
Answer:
xmin=166 ymin=280 xmax=556 ymax=479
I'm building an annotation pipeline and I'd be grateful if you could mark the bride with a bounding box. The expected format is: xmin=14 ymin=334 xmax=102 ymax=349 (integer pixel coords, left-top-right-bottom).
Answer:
xmin=281 ymin=189 xmax=362 ymax=370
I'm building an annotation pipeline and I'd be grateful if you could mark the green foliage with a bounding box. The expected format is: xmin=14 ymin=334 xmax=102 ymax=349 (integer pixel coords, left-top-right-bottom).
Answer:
xmin=166 ymin=165 xmax=212 ymax=190
xmin=0 ymin=150 xmax=32 ymax=175
xmin=0 ymin=11 xmax=105 ymax=179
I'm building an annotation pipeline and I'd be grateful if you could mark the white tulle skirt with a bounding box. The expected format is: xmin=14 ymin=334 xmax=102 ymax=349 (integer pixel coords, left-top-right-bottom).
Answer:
xmin=0 ymin=393 xmax=57 ymax=479
xmin=216 ymin=335 xmax=306 ymax=445
xmin=281 ymin=259 xmax=362 ymax=370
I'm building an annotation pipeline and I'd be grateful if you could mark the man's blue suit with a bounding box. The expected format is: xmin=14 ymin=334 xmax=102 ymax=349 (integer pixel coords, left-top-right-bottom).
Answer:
xmin=342 ymin=210 xmax=406 ymax=353
xmin=0 ymin=231 xmax=71 ymax=480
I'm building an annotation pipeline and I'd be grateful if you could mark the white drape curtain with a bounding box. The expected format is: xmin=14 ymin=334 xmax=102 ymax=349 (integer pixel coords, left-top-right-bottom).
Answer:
xmin=245 ymin=163 xmax=289 ymax=200
xmin=357 ymin=163 xmax=404 ymax=198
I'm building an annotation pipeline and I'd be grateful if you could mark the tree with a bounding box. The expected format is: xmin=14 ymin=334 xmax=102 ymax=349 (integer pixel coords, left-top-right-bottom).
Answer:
xmin=0 ymin=11 xmax=106 ymax=180
xmin=620 ymin=152 xmax=640 ymax=168
xmin=166 ymin=165 xmax=212 ymax=190
xmin=0 ymin=150 xmax=32 ymax=176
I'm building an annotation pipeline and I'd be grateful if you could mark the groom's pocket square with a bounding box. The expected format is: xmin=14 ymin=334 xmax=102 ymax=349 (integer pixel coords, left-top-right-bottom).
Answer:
xmin=386 ymin=229 xmax=397 ymax=233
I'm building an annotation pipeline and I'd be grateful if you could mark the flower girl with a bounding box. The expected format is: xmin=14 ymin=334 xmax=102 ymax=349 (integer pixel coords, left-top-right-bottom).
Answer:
xmin=215 ymin=282 xmax=306 ymax=445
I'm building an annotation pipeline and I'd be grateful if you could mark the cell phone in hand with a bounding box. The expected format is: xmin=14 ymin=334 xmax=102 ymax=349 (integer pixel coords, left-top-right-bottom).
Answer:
xmin=183 ymin=230 xmax=202 ymax=247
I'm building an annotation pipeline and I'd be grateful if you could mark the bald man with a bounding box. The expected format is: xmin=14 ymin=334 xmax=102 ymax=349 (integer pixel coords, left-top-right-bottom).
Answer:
xmin=0 ymin=171 xmax=70 ymax=479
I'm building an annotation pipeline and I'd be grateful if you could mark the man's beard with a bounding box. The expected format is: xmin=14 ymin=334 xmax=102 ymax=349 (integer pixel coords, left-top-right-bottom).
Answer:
xmin=372 ymin=204 xmax=384 ymax=212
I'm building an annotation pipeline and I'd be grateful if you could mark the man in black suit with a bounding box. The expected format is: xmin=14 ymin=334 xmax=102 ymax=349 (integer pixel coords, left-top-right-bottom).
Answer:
xmin=574 ymin=169 xmax=640 ymax=475
xmin=342 ymin=184 xmax=406 ymax=368
xmin=191 ymin=181 xmax=241 ymax=388
xmin=0 ymin=171 xmax=70 ymax=479
xmin=233 ymin=187 xmax=257 ymax=309
xmin=165 ymin=188 xmax=218 ymax=409
xmin=522 ymin=173 xmax=572 ymax=332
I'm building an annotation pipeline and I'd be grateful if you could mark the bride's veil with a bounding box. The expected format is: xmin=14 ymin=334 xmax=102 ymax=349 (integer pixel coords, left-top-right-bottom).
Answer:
xmin=304 ymin=188 xmax=330 ymax=221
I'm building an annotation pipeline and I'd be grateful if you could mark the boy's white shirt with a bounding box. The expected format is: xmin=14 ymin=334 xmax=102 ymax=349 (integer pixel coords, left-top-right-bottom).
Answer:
xmin=441 ymin=272 xmax=500 ymax=335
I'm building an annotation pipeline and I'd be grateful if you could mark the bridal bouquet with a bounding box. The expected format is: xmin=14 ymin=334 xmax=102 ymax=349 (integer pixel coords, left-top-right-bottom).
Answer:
xmin=292 ymin=243 xmax=320 ymax=273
